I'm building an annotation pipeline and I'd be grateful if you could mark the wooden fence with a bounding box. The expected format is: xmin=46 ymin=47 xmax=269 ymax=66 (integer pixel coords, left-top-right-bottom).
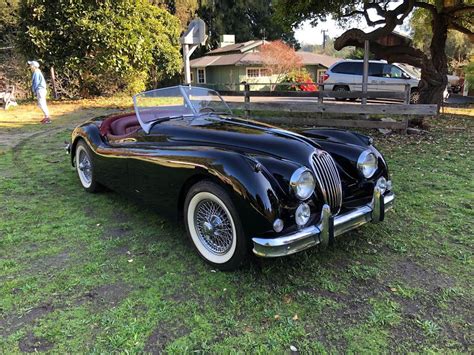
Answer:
xmin=201 ymin=82 xmax=438 ymax=133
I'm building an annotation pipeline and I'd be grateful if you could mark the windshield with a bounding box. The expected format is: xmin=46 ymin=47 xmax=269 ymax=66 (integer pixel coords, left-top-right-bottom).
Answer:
xmin=396 ymin=63 xmax=421 ymax=79
xmin=133 ymin=85 xmax=232 ymax=133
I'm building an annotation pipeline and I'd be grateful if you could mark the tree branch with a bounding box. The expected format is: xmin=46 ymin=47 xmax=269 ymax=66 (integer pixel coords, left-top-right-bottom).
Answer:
xmin=449 ymin=21 xmax=474 ymax=35
xmin=365 ymin=2 xmax=386 ymax=17
xmin=414 ymin=1 xmax=437 ymax=16
xmin=446 ymin=4 xmax=474 ymax=15
xmin=341 ymin=8 xmax=386 ymax=26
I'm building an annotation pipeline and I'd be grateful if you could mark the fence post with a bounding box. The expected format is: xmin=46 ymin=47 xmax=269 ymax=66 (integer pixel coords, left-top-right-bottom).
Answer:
xmin=362 ymin=40 xmax=369 ymax=105
xmin=244 ymin=82 xmax=250 ymax=118
xmin=404 ymin=84 xmax=410 ymax=104
xmin=318 ymin=84 xmax=324 ymax=104
xmin=402 ymin=117 xmax=409 ymax=134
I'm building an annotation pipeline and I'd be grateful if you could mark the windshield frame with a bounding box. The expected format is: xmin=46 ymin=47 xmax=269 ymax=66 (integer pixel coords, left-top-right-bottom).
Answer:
xmin=133 ymin=85 xmax=232 ymax=133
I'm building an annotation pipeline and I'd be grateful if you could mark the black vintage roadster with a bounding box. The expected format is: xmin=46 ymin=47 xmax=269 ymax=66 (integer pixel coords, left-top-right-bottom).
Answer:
xmin=69 ymin=86 xmax=394 ymax=270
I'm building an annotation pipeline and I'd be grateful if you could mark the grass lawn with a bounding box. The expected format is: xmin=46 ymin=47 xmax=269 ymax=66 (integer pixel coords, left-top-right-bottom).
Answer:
xmin=0 ymin=100 xmax=472 ymax=353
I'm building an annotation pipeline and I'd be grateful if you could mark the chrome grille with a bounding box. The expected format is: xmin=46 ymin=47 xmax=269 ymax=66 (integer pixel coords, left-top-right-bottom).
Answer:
xmin=311 ymin=151 xmax=343 ymax=214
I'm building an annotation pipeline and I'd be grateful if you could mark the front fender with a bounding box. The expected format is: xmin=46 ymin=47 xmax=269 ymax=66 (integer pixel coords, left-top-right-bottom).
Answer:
xmin=197 ymin=151 xmax=284 ymax=236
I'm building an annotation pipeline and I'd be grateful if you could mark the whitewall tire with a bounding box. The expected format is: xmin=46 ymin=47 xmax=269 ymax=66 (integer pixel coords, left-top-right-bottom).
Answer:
xmin=184 ymin=181 xmax=247 ymax=270
xmin=75 ymin=141 xmax=100 ymax=193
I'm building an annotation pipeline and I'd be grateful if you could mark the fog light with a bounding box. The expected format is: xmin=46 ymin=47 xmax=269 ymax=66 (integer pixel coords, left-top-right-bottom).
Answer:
xmin=295 ymin=203 xmax=311 ymax=226
xmin=273 ymin=218 xmax=284 ymax=233
xmin=376 ymin=177 xmax=387 ymax=194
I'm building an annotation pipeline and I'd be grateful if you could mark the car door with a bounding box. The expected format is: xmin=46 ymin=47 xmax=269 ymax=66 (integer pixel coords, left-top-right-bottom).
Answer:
xmin=125 ymin=126 xmax=187 ymax=219
xmin=368 ymin=63 xmax=384 ymax=92
xmin=380 ymin=64 xmax=406 ymax=92
xmin=93 ymin=136 xmax=136 ymax=193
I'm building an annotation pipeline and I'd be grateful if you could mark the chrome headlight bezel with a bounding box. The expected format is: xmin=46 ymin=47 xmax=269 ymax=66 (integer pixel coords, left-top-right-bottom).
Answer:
xmin=290 ymin=167 xmax=316 ymax=200
xmin=357 ymin=150 xmax=378 ymax=178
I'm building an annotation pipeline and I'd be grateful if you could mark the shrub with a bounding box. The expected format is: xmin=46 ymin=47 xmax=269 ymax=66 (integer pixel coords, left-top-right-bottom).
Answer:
xmin=279 ymin=68 xmax=318 ymax=92
xmin=18 ymin=0 xmax=182 ymax=97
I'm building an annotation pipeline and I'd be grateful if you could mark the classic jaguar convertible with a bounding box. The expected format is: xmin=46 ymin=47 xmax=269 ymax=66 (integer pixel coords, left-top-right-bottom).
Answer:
xmin=68 ymin=86 xmax=394 ymax=270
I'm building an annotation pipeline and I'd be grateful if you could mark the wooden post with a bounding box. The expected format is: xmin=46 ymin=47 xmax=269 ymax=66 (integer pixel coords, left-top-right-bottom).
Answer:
xmin=244 ymin=82 xmax=250 ymax=118
xmin=318 ymin=84 xmax=324 ymax=104
xmin=50 ymin=66 xmax=58 ymax=99
xmin=402 ymin=117 xmax=409 ymax=134
xmin=404 ymin=84 xmax=410 ymax=104
xmin=362 ymin=40 xmax=369 ymax=105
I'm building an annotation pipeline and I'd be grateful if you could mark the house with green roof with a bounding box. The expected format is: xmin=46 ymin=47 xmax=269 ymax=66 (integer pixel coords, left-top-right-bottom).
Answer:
xmin=189 ymin=35 xmax=339 ymax=91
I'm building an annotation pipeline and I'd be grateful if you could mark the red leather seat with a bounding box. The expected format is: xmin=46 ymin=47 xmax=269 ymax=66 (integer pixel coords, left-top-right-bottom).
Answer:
xmin=110 ymin=116 xmax=140 ymax=135
xmin=100 ymin=113 xmax=140 ymax=139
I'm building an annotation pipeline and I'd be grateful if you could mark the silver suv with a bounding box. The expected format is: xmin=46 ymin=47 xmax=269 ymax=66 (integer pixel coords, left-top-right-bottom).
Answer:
xmin=322 ymin=60 xmax=421 ymax=103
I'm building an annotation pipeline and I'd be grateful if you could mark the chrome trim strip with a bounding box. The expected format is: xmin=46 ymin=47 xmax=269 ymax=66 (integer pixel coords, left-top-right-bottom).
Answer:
xmin=252 ymin=191 xmax=394 ymax=258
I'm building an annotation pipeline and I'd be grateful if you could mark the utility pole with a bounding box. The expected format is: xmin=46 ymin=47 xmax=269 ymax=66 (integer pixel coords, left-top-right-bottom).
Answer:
xmin=321 ymin=30 xmax=328 ymax=50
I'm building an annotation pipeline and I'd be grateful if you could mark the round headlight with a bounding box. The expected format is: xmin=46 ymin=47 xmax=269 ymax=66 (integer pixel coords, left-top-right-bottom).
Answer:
xmin=295 ymin=203 xmax=311 ymax=226
xmin=290 ymin=167 xmax=316 ymax=200
xmin=357 ymin=150 xmax=378 ymax=178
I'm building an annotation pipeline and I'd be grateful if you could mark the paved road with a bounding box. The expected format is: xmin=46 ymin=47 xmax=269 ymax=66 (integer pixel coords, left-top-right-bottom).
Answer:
xmin=223 ymin=94 xmax=474 ymax=106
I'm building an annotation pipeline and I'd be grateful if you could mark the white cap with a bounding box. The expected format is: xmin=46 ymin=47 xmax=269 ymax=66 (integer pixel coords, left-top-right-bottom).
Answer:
xmin=28 ymin=60 xmax=40 ymax=68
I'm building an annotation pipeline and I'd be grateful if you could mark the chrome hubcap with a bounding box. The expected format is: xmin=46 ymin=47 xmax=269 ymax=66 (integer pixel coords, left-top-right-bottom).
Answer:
xmin=194 ymin=199 xmax=233 ymax=255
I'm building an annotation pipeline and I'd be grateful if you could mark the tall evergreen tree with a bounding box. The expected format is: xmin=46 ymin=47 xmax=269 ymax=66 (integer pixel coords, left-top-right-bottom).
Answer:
xmin=198 ymin=0 xmax=298 ymax=49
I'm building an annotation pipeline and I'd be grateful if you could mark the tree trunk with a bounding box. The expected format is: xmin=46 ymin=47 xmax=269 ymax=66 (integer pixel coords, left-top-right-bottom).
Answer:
xmin=418 ymin=12 xmax=449 ymax=105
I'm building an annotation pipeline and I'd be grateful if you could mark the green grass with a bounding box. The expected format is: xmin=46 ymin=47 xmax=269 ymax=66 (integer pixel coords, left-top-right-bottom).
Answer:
xmin=0 ymin=102 xmax=473 ymax=353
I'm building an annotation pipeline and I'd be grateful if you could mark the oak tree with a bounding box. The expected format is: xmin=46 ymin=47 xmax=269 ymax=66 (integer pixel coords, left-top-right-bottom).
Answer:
xmin=276 ymin=0 xmax=474 ymax=104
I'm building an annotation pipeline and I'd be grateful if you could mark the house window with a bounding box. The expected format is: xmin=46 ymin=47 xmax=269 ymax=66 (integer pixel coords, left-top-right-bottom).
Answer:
xmin=260 ymin=68 xmax=272 ymax=77
xmin=247 ymin=68 xmax=260 ymax=78
xmin=190 ymin=71 xmax=194 ymax=82
xmin=197 ymin=68 xmax=206 ymax=83
xmin=246 ymin=68 xmax=271 ymax=78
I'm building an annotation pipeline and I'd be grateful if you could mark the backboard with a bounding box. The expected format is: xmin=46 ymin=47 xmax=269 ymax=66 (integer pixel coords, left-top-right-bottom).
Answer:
xmin=180 ymin=18 xmax=207 ymax=45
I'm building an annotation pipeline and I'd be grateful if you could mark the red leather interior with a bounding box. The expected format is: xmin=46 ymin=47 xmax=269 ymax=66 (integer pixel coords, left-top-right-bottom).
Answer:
xmin=100 ymin=113 xmax=140 ymax=139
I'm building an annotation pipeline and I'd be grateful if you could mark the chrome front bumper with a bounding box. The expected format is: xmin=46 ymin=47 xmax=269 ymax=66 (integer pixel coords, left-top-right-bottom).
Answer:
xmin=252 ymin=188 xmax=395 ymax=257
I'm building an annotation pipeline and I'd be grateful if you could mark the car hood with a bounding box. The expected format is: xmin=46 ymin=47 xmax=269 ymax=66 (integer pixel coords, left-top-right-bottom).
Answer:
xmin=144 ymin=115 xmax=377 ymax=184
xmin=151 ymin=115 xmax=321 ymax=166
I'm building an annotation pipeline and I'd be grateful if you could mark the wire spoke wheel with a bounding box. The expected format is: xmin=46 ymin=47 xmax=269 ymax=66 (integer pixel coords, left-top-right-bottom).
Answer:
xmin=75 ymin=141 xmax=99 ymax=192
xmin=410 ymin=90 xmax=420 ymax=104
xmin=194 ymin=199 xmax=234 ymax=255
xmin=78 ymin=149 xmax=92 ymax=186
xmin=185 ymin=182 xmax=246 ymax=269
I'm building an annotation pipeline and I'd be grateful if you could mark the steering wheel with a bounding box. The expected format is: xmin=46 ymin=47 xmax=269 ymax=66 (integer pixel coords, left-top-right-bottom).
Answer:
xmin=199 ymin=107 xmax=216 ymax=113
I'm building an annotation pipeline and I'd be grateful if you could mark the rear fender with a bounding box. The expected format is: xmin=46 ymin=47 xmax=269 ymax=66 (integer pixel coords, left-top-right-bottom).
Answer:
xmin=70 ymin=123 xmax=104 ymax=166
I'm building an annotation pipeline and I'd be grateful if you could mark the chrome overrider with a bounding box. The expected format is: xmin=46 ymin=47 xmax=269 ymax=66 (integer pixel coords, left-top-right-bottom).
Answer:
xmin=252 ymin=186 xmax=395 ymax=257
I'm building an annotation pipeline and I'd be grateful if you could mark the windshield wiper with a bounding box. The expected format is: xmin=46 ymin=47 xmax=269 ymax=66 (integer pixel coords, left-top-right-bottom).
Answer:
xmin=197 ymin=111 xmax=231 ymax=117
xmin=148 ymin=115 xmax=184 ymax=130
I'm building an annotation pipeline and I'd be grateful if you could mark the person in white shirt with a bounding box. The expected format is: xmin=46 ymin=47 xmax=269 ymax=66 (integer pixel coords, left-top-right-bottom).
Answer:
xmin=28 ymin=60 xmax=51 ymax=124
